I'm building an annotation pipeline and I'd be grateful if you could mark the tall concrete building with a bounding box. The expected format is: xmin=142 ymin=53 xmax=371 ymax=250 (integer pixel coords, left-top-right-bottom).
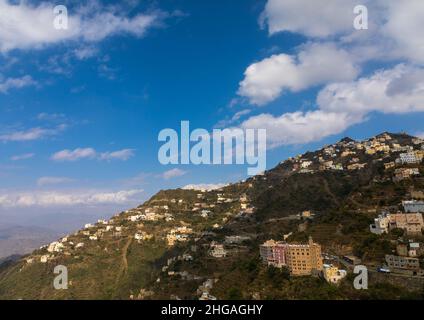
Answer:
xmin=285 ymin=237 xmax=323 ymax=276
xmin=260 ymin=237 xmax=323 ymax=276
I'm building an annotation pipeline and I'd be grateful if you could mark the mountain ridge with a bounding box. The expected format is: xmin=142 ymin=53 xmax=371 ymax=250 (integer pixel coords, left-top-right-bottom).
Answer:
xmin=1 ymin=131 xmax=423 ymax=300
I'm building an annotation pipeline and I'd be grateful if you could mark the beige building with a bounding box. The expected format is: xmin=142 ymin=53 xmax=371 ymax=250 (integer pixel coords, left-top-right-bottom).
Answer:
xmin=260 ymin=237 xmax=323 ymax=275
xmin=389 ymin=213 xmax=424 ymax=235
xmin=285 ymin=237 xmax=323 ymax=276
xmin=323 ymin=264 xmax=347 ymax=284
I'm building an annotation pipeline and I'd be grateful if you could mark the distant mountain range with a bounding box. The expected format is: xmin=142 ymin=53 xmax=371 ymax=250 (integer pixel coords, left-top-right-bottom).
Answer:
xmin=0 ymin=226 xmax=60 ymax=259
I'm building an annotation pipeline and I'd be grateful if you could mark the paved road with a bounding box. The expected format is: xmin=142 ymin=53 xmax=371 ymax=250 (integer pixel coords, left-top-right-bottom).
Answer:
xmin=325 ymin=252 xmax=424 ymax=280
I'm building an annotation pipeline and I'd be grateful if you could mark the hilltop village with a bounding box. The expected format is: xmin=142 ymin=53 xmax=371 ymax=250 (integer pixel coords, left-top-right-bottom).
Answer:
xmin=1 ymin=132 xmax=424 ymax=300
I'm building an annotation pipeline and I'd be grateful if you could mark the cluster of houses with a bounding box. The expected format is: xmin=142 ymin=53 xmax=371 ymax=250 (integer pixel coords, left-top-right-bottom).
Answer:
xmin=385 ymin=240 xmax=424 ymax=276
xmin=33 ymin=217 xmax=123 ymax=263
xmin=166 ymin=225 xmax=193 ymax=246
xmin=393 ymin=168 xmax=420 ymax=181
xmin=370 ymin=200 xmax=424 ymax=236
xmin=28 ymin=186 xmax=254 ymax=266
xmin=287 ymin=133 xmax=424 ymax=176
xmin=369 ymin=199 xmax=424 ymax=276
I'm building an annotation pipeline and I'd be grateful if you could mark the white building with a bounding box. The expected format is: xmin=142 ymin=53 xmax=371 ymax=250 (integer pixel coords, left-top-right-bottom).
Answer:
xmin=403 ymin=200 xmax=424 ymax=213
xmin=399 ymin=152 xmax=419 ymax=164
xmin=370 ymin=213 xmax=390 ymax=234
xmin=75 ymin=242 xmax=85 ymax=249
xmin=47 ymin=241 xmax=64 ymax=253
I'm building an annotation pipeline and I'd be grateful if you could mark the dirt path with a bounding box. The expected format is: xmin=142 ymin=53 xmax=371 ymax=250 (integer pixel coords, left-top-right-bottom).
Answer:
xmin=115 ymin=236 xmax=133 ymax=285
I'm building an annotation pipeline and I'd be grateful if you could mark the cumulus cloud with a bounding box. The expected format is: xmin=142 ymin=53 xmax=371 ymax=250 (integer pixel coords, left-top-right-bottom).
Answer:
xmin=51 ymin=147 xmax=135 ymax=161
xmin=0 ymin=124 xmax=66 ymax=142
xmin=0 ymin=189 xmax=143 ymax=207
xmin=382 ymin=0 xmax=424 ymax=64
xmin=317 ymin=64 xmax=424 ymax=115
xmin=260 ymin=0 xmax=360 ymax=37
xmin=238 ymin=43 xmax=359 ymax=105
xmin=37 ymin=176 xmax=75 ymax=187
xmin=260 ymin=0 xmax=424 ymax=64
xmin=162 ymin=168 xmax=187 ymax=180
xmin=239 ymin=64 xmax=424 ymax=148
xmin=0 ymin=0 xmax=163 ymax=52
xmin=240 ymin=110 xmax=360 ymax=148
xmin=230 ymin=1 xmax=424 ymax=148
xmin=0 ymin=75 xmax=36 ymax=93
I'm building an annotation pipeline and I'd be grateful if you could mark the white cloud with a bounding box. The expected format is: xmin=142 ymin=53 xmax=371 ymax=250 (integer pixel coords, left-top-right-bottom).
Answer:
xmin=162 ymin=168 xmax=187 ymax=180
xmin=37 ymin=176 xmax=75 ymax=187
xmin=238 ymin=43 xmax=359 ymax=105
xmin=232 ymin=1 xmax=424 ymax=148
xmin=73 ymin=46 xmax=98 ymax=60
xmin=0 ymin=0 xmax=163 ymax=52
xmin=0 ymin=189 xmax=143 ymax=207
xmin=0 ymin=124 xmax=66 ymax=142
xmin=382 ymin=0 xmax=424 ymax=64
xmin=10 ymin=153 xmax=34 ymax=161
xmin=99 ymin=149 xmax=135 ymax=161
xmin=51 ymin=147 xmax=135 ymax=161
xmin=51 ymin=148 xmax=96 ymax=161
xmin=215 ymin=109 xmax=251 ymax=128
xmin=0 ymin=75 xmax=36 ymax=93
xmin=260 ymin=0 xmax=424 ymax=65
xmin=240 ymin=110 xmax=359 ymax=148
xmin=37 ymin=112 xmax=66 ymax=121
xmin=239 ymin=64 xmax=424 ymax=148
xmin=260 ymin=0 xmax=360 ymax=37
xmin=317 ymin=64 xmax=424 ymax=115
xmin=182 ymin=183 xmax=228 ymax=191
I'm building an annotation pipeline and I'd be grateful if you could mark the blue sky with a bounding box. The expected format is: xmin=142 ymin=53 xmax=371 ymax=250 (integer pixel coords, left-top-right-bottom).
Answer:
xmin=1 ymin=0 xmax=424 ymax=231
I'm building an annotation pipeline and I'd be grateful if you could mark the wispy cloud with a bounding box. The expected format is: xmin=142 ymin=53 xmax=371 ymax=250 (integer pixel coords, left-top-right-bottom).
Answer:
xmin=37 ymin=113 xmax=67 ymax=121
xmin=0 ymin=75 xmax=36 ymax=93
xmin=161 ymin=168 xmax=187 ymax=180
xmin=0 ymin=189 xmax=144 ymax=207
xmin=0 ymin=124 xmax=67 ymax=142
xmin=10 ymin=153 xmax=35 ymax=161
xmin=99 ymin=149 xmax=135 ymax=161
xmin=51 ymin=147 xmax=135 ymax=162
xmin=37 ymin=176 xmax=75 ymax=187
xmin=51 ymin=148 xmax=97 ymax=161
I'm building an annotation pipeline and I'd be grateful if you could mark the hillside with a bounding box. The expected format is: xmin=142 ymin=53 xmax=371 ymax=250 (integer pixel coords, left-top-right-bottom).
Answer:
xmin=1 ymin=132 xmax=424 ymax=300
